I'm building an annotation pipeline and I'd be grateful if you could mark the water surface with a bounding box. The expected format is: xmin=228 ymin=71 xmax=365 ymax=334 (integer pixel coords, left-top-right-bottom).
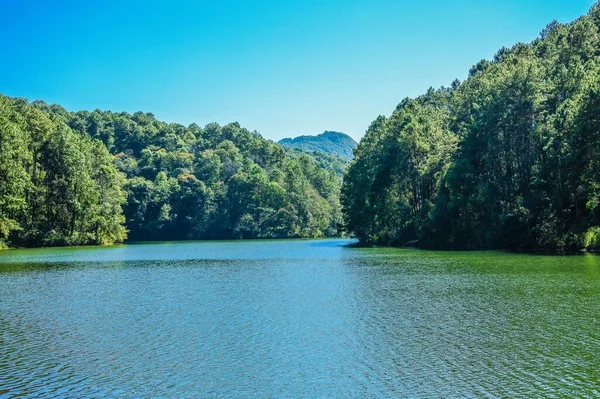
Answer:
xmin=1 ymin=239 xmax=599 ymax=397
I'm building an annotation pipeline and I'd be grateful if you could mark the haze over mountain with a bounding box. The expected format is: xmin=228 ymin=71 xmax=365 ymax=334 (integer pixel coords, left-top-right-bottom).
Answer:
xmin=278 ymin=131 xmax=358 ymax=160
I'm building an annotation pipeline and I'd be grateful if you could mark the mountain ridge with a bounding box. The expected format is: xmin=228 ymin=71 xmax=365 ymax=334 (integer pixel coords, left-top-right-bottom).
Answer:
xmin=278 ymin=131 xmax=357 ymax=160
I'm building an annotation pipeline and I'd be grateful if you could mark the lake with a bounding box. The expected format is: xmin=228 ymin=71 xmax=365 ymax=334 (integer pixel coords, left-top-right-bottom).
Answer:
xmin=1 ymin=239 xmax=599 ymax=397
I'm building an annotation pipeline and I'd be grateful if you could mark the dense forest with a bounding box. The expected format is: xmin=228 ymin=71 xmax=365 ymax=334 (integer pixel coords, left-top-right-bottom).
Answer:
xmin=0 ymin=95 xmax=343 ymax=248
xmin=4 ymin=5 xmax=599 ymax=252
xmin=279 ymin=131 xmax=357 ymax=160
xmin=342 ymin=3 xmax=600 ymax=251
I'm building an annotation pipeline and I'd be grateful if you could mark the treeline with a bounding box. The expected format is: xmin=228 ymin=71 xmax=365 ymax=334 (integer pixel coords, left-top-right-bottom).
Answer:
xmin=0 ymin=96 xmax=126 ymax=247
xmin=342 ymin=3 xmax=600 ymax=251
xmin=0 ymin=95 xmax=342 ymax=248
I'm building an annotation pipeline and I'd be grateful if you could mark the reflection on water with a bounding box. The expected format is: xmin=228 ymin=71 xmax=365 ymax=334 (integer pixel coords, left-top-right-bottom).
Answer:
xmin=1 ymin=239 xmax=599 ymax=397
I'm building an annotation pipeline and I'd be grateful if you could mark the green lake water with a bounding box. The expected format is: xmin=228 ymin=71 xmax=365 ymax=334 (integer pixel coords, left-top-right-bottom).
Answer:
xmin=0 ymin=239 xmax=599 ymax=397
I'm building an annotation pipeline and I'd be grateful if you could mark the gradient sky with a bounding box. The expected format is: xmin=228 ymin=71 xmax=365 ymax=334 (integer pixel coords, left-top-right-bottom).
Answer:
xmin=0 ymin=0 xmax=595 ymax=141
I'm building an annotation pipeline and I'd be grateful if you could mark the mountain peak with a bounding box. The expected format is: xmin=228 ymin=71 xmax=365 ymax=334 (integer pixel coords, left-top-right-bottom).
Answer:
xmin=278 ymin=131 xmax=357 ymax=159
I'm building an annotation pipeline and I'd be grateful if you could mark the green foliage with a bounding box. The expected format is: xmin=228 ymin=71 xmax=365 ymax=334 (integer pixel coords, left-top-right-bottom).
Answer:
xmin=584 ymin=227 xmax=600 ymax=251
xmin=99 ymin=115 xmax=343 ymax=241
xmin=0 ymin=95 xmax=127 ymax=247
xmin=279 ymin=131 xmax=358 ymax=160
xmin=0 ymin=94 xmax=344 ymax=247
xmin=342 ymin=4 xmax=600 ymax=251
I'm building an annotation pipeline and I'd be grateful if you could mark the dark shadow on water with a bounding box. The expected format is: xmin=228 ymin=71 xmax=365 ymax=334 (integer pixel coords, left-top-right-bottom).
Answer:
xmin=345 ymin=238 xmax=599 ymax=257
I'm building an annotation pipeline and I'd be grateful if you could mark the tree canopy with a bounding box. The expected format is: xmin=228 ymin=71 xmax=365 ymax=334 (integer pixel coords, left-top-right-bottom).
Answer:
xmin=342 ymin=3 xmax=600 ymax=251
xmin=0 ymin=96 xmax=344 ymax=248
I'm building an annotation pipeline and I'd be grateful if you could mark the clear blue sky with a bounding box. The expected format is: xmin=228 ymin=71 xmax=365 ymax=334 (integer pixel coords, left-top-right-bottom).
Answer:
xmin=0 ymin=0 xmax=595 ymax=141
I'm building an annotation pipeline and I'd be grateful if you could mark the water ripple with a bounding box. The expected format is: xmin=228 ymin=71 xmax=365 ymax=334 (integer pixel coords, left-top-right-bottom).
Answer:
xmin=1 ymin=240 xmax=599 ymax=397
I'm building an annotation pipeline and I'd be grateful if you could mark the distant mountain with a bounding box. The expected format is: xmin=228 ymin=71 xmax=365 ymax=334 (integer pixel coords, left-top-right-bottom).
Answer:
xmin=278 ymin=131 xmax=358 ymax=160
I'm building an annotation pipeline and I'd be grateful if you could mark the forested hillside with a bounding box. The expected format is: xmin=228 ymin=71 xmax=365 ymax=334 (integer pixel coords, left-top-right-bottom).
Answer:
xmin=342 ymin=3 xmax=600 ymax=251
xmin=279 ymin=131 xmax=357 ymax=160
xmin=0 ymin=95 xmax=343 ymax=248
